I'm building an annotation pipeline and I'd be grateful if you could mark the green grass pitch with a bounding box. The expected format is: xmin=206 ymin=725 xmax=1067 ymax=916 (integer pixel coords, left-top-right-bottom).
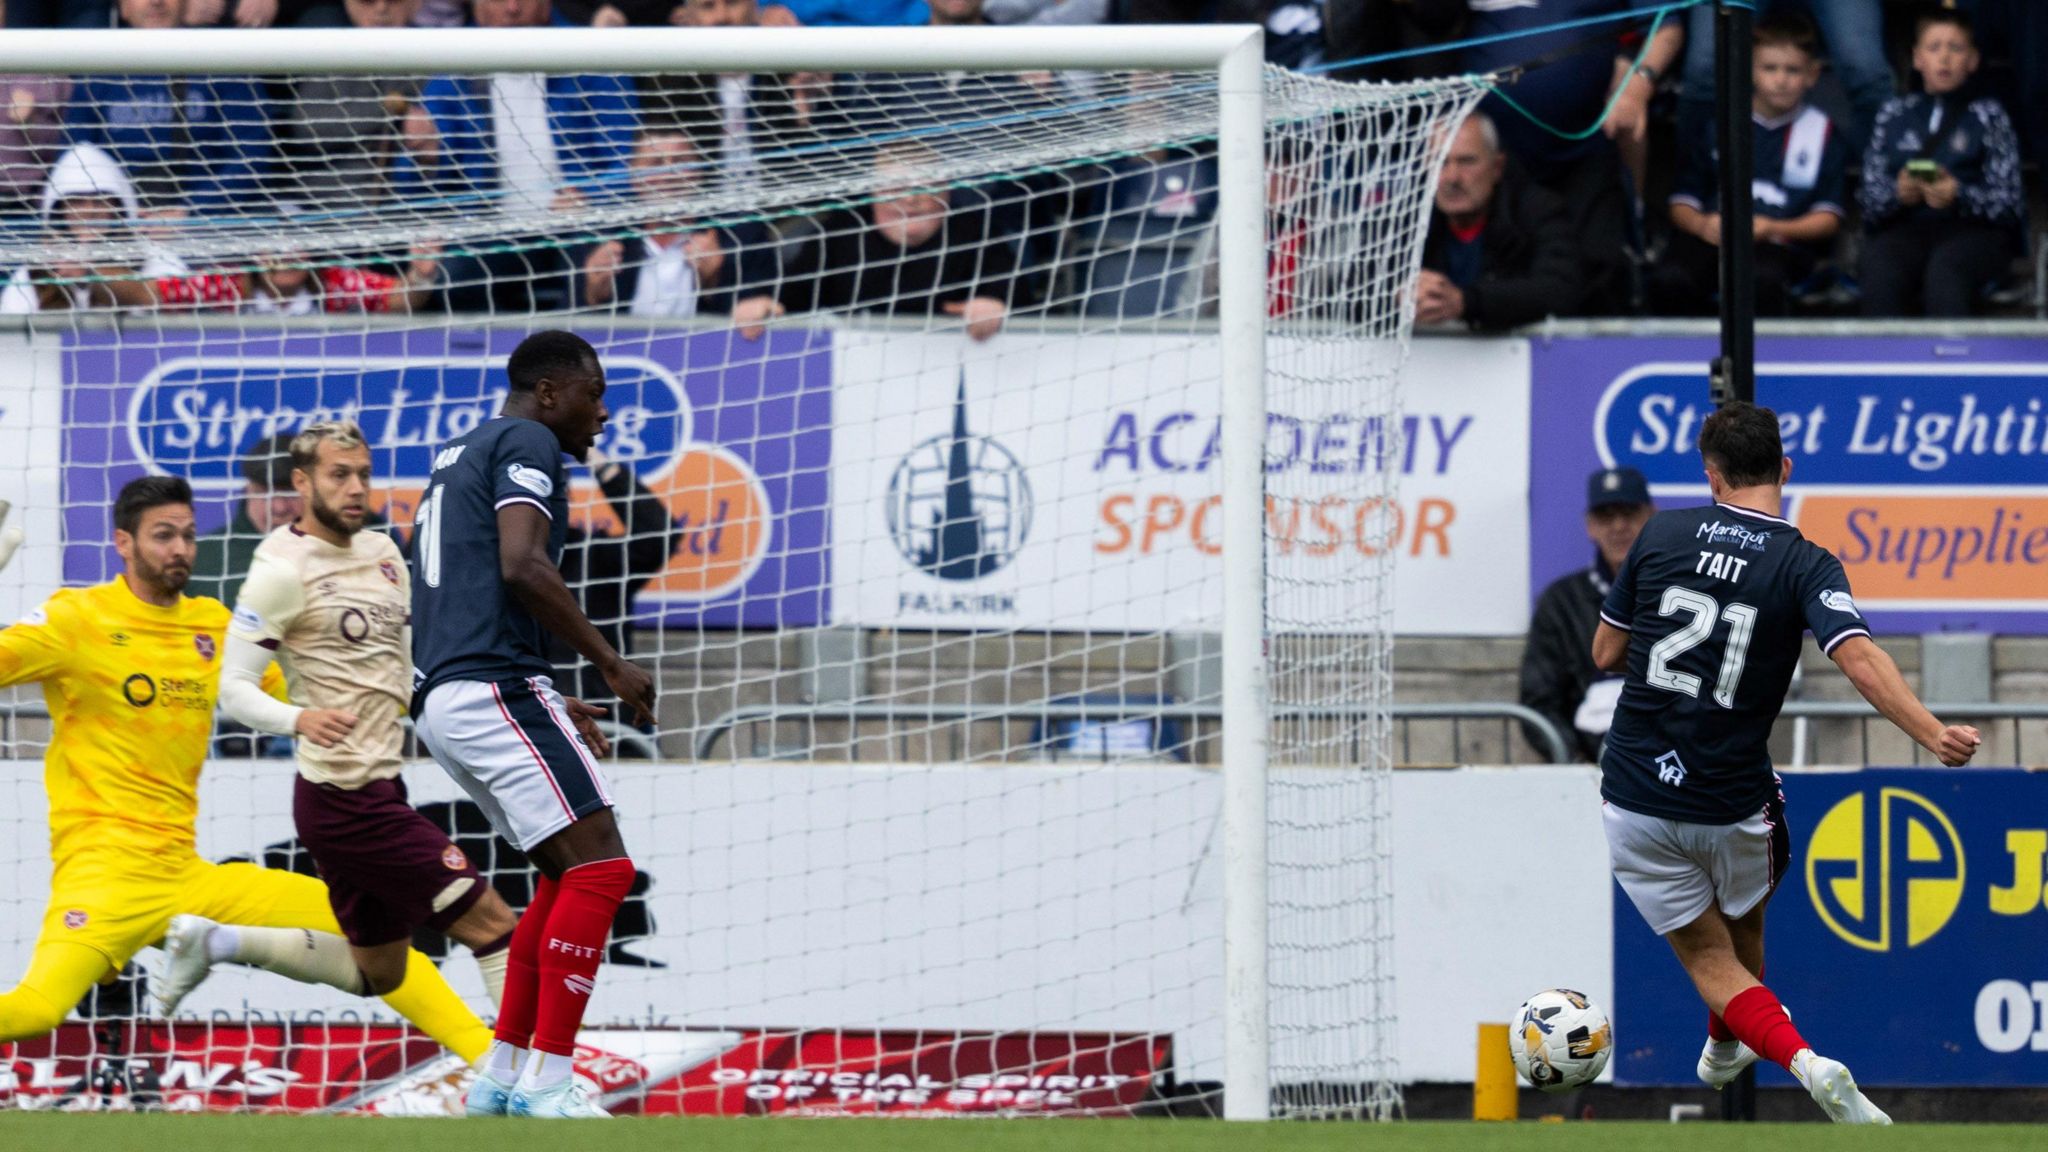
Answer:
xmin=0 ymin=1115 xmax=2041 ymax=1152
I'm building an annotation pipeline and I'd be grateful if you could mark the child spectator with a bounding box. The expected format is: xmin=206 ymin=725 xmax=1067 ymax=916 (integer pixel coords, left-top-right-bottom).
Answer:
xmin=1857 ymin=10 xmax=2026 ymax=318
xmin=1651 ymin=13 xmax=1846 ymax=317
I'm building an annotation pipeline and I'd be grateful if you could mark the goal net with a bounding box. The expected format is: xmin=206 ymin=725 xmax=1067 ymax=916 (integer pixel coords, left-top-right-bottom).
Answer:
xmin=0 ymin=29 xmax=1483 ymax=1120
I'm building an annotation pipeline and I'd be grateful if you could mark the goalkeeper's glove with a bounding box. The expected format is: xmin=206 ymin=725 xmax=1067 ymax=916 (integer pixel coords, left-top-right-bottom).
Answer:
xmin=0 ymin=501 xmax=21 ymax=573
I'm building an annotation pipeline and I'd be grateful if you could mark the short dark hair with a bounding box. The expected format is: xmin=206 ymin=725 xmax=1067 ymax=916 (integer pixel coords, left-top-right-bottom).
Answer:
xmin=1697 ymin=402 xmax=1784 ymax=489
xmin=241 ymin=431 xmax=297 ymax=489
xmin=114 ymin=474 xmax=193 ymax=536
xmin=1915 ymin=9 xmax=1972 ymax=46
xmin=1755 ymin=11 xmax=1820 ymax=58
xmin=507 ymin=330 xmax=600 ymax=394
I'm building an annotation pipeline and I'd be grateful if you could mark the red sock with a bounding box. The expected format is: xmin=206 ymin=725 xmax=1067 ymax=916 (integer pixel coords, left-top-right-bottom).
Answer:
xmin=531 ymin=857 xmax=635 ymax=1057
xmin=1708 ymin=963 xmax=1760 ymax=1043
xmin=493 ymin=874 xmax=559 ymax=1049
xmin=1721 ymin=985 xmax=1809 ymax=1072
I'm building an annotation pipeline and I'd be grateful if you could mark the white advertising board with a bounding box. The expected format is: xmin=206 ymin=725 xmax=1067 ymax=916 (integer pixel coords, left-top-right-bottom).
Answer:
xmin=0 ymin=760 xmax=1605 ymax=1084
xmin=830 ymin=333 xmax=1532 ymax=636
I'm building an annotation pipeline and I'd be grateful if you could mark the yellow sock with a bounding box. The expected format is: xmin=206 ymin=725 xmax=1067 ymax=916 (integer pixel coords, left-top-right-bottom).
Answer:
xmin=379 ymin=948 xmax=492 ymax=1063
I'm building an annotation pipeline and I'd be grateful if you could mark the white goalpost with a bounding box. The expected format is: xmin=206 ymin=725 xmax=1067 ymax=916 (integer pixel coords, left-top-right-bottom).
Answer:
xmin=0 ymin=28 xmax=1483 ymax=1121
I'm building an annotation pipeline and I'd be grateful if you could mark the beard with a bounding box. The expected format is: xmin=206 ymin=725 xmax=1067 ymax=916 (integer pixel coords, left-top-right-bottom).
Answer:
xmin=136 ymin=553 xmax=190 ymax=597
xmin=310 ymin=491 xmax=361 ymax=539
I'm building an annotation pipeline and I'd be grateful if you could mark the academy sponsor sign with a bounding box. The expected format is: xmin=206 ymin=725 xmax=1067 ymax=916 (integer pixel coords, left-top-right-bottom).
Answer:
xmin=61 ymin=328 xmax=830 ymax=627
xmin=1532 ymin=336 xmax=2048 ymax=632
xmin=1615 ymin=769 xmax=2048 ymax=1086
xmin=832 ymin=332 xmax=1531 ymax=634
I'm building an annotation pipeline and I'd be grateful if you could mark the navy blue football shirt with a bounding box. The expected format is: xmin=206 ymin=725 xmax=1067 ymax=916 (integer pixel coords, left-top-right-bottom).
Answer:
xmin=410 ymin=416 xmax=570 ymax=713
xmin=1599 ymin=502 xmax=1869 ymax=824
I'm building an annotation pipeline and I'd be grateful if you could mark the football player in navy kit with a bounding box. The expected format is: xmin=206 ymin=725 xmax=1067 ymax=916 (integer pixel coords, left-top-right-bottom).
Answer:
xmin=1592 ymin=402 xmax=1980 ymax=1124
xmin=410 ymin=330 xmax=658 ymax=1118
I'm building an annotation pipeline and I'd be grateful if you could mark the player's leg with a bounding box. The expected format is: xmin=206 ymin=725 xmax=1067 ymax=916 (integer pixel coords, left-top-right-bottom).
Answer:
xmin=0 ymin=940 xmax=111 ymax=1042
xmin=418 ymin=676 xmax=629 ymax=1118
xmin=1699 ymin=793 xmax=1785 ymax=1086
xmin=170 ymin=860 xmax=492 ymax=1063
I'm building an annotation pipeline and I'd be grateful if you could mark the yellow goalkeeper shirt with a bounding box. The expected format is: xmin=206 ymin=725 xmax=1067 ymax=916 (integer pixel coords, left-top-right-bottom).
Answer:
xmin=0 ymin=578 xmax=277 ymax=869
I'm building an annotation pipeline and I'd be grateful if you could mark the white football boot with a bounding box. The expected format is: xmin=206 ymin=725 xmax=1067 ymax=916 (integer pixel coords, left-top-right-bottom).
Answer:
xmin=509 ymin=1079 xmax=611 ymax=1119
xmin=465 ymin=1070 xmax=518 ymax=1117
xmin=155 ymin=914 xmax=219 ymax=1015
xmin=1696 ymin=1038 xmax=1760 ymax=1088
xmin=1792 ymin=1050 xmax=1892 ymax=1125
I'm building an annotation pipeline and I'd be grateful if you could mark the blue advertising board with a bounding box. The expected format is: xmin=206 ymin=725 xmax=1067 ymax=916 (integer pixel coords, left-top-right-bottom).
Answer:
xmin=1530 ymin=336 xmax=2048 ymax=634
xmin=62 ymin=327 xmax=832 ymax=628
xmin=1614 ymin=768 xmax=2048 ymax=1086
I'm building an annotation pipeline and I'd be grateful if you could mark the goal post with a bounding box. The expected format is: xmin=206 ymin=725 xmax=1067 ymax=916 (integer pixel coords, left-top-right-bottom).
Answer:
xmin=0 ymin=28 xmax=1483 ymax=1120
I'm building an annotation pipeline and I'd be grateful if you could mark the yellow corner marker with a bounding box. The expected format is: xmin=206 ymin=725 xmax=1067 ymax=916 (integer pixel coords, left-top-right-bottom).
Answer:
xmin=1474 ymin=1022 xmax=1517 ymax=1122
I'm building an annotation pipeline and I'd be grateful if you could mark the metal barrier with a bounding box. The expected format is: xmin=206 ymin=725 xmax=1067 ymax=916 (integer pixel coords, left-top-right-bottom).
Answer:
xmin=1778 ymin=701 xmax=2048 ymax=768
xmin=691 ymin=700 xmax=1574 ymax=765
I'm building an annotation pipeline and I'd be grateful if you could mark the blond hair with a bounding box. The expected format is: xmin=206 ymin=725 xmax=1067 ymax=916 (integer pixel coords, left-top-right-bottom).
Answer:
xmin=288 ymin=419 xmax=368 ymax=476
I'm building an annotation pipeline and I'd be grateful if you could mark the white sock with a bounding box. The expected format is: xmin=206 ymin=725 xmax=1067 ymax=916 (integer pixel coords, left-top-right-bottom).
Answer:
xmin=205 ymin=924 xmax=240 ymax=963
xmin=519 ymin=1049 xmax=575 ymax=1090
xmin=225 ymin=925 xmax=368 ymax=996
xmin=473 ymin=946 xmax=508 ymax=1009
xmin=481 ymin=1039 xmax=526 ymax=1084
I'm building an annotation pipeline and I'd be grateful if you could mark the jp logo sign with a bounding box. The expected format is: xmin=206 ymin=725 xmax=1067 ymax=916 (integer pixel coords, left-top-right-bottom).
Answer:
xmin=1807 ymin=787 xmax=1966 ymax=951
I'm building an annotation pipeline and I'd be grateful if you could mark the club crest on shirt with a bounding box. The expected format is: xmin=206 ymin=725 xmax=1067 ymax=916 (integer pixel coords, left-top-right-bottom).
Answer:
xmin=380 ymin=560 xmax=401 ymax=585
xmin=442 ymin=844 xmax=470 ymax=871
xmin=63 ymin=909 xmax=87 ymax=929
xmin=193 ymin=633 xmax=215 ymax=661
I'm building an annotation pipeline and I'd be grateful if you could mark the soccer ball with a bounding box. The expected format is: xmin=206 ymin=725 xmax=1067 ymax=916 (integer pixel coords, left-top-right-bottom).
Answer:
xmin=1508 ymin=988 xmax=1613 ymax=1093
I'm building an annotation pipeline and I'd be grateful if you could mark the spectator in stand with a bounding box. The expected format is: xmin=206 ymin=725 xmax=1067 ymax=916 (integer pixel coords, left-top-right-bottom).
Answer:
xmin=178 ymin=0 xmax=350 ymax=26
xmin=1519 ymin=467 xmax=1654 ymax=763
xmin=830 ymin=0 xmax=1051 ymax=136
xmin=396 ymin=0 xmax=639 ymax=310
xmin=555 ymin=0 xmax=669 ymax=23
xmin=189 ymin=434 xmax=302 ymax=609
xmin=1413 ymin=112 xmax=1581 ymax=332
xmin=4 ymin=0 xmax=102 ymax=25
xmin=573 ymin=128 xmax=778 ymax=317
xmin=550 ymin=446 xmax=680 ymax=734
xmin=1324 ymin=0 xmax=1467 ymax=82
xmin=738 ymin=142 xmax=1015 ymax=341
xmin=0 ymin=144 xmax=188 ymax=313
xmin=64 ymin=0 xmax=275 ymax=216
xmin=1455 ymin=1 xmax=1684 ymax=316
xmin=1650 ymin=13 xmax=1846 ymax=318
xmin=1959 ymin=0 xmax=2048 ymax=168
xmin=278 ymin=0 xmax=426 ymax=209
xmin=0 ymin=7 xmax=71 ymax=217
xmin=639 ymin=0 xmax=828 ymax=188
xmin=772 ymin=0 xmax=917 ymax=25
xmin=1679 ymin=1 xmax=1889 ymax=154
xmin=981 ymin=0 xmax=1102 ymax=25
xmin=1857 ymin=10 xmax=2026 ymax=319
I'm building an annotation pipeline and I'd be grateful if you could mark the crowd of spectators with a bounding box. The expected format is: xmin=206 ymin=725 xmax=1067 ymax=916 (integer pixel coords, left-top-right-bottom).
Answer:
xmin=0 ymin=0 xmax=2041 ymax=327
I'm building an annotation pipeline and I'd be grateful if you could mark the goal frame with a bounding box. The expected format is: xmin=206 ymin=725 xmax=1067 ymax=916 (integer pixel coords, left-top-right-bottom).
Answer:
xmin=0 ymin=25 xmax=1279 ymax=1121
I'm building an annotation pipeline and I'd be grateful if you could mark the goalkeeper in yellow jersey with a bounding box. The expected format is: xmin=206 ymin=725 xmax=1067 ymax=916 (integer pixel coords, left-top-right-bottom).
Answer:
xmin=0 ymin=474 xmax=490 ymax=1064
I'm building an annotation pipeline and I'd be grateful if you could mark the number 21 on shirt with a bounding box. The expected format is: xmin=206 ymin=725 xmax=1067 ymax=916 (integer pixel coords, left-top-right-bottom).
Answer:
xmin=1646 ymin=587 xmax=1757 ymax=709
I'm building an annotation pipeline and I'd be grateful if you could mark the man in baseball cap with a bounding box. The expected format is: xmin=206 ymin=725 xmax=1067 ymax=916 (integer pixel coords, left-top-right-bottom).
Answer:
xmin=1519 ymin=467 xmax=1654 ymax=761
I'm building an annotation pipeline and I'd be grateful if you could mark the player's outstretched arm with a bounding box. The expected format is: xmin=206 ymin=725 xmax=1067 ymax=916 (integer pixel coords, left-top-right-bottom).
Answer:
xmin=498 ymin=502 xmax=656 ymax=726
xmin=1828 ymin=634 xmax=1981 ymax=767
xmin=1592 ymin=621 xmax=1629 ymax=673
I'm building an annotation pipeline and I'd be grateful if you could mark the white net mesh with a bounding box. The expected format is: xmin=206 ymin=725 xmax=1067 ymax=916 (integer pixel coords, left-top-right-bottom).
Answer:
xmin=0 ymin=57 xmax=1483 ymax=1118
